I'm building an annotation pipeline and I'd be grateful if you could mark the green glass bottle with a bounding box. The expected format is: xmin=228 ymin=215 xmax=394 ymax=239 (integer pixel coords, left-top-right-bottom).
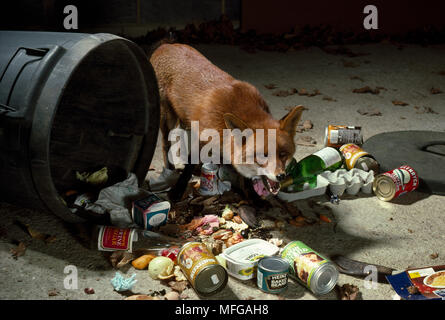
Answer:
xmin=281 ymin=147 xmax=343 ymax=190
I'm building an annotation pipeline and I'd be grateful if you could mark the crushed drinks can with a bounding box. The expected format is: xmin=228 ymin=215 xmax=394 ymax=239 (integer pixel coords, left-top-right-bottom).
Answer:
xmin=177 ymin=242 xmax=228 ymax=296
xmin=132 ymin=193 xmax=170 ymax=230
xmin=257 ymin=256 xmax=289 ymax=294
xmin=281 ymin=241 xmax=338 ymax=295
xmin=373 ymin=165 xmax=419 ymax=201
xmin=324 ymin=125 xmax=363 ymax=148
xmin=339 ymin=143 xmax=380 ymax=175
xmin=199 ymin=163 xmax=219 ymax=195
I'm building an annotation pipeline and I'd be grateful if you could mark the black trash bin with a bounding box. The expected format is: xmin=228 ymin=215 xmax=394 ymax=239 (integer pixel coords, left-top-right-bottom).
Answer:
xmin=0 ymin=31 xmax=160 ymax=222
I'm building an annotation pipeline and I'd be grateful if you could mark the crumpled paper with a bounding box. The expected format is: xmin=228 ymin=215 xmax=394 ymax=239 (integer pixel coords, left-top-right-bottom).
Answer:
xmin=110 ymin=272 xmax=137 ymax=292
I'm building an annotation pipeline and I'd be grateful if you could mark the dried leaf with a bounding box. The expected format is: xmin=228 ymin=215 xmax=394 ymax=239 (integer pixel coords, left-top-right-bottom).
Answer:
xmin=10 ymin=242 xmax=26 ymax=259
xmin=336 ymin=284 xmax=360 ymax=300
xmin=430 ymin=87 xmax=442 ymax=94
xmin=353 ymin=86 xmax=380 ymax=94
xmin=322 ymin=96 xmax=337 ymax=102
xmin=48 ymin=288 xmax=60 ymax=297
xmin=392 ymin=100 xmax=408 ymax=106
xmin=430 ymin=253 xmax=439 ymax=259
xmin=109 ymin=251 xmax=134 ymax=268
xmin=357 ymin=108 xmax=382 ymax=116
xmin=319 ymin=214 xmax=332 ymax=223
xmin=264 ymin=83 xmax=277 ymax=89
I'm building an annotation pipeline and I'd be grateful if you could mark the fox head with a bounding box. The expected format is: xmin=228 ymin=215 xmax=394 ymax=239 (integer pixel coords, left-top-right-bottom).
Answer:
xmin=222 ymin=105 xmax=304 ymax=185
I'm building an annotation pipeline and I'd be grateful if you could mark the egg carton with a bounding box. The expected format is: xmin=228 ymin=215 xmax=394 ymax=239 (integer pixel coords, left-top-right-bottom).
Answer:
xmin=278 ymin=168 xmax=375 ymax=201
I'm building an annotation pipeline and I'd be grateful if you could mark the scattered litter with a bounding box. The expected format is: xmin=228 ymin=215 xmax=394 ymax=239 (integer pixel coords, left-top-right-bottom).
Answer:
xmin=164 ymin=291 xmax=180 ymax=300
xmin=76 ymin=167 xmax=108 ymax=186
xmin=168 ymin=280 xmax=189 ymax=293
xmin=322 ymin=96 xmax=337 ymax=102
xmin=237 ymin=206 xmax=258 ymax=228
xmin=109 ymin=250 xmax=134 ymax=269
xmin=148 ymin=256 xmax=175 ymax=280
xmin=386 ymin=265 xmax=445 ymax=300
xmin=272 ymin=88 xmax=297 ymax=97
xmin=221 ymin=205 xmax=234 ymax=220
xmin=131 ymin=254 xmax=156 ymax=270
xmin=110 ymin=272 xmax=137 ymax=292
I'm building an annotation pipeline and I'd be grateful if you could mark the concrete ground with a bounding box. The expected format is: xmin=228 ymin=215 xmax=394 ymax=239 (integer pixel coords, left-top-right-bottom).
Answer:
xmin=0 ymin=42 xmax=444 ymax=300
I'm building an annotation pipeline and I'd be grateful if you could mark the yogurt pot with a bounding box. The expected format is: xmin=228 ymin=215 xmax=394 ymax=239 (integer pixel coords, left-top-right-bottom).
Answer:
xmin=221 ymin=239 xmax=280 ymax=280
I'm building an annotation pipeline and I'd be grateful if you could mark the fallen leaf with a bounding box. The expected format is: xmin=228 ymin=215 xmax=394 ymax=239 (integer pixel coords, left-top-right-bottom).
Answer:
xmin=353 ymin=86 xmax=380 ymax=94
xmin=357 ymin=108 xmax=382 ymax=116
xmin=48 ymin=288 xmax=60 ymax=297
xmin=272 ymin=90 xmax=292 ymax=97
xmin=392 ymin=100 xmax=408 ymax=106
xmin=264 ymin=83 xmax=277 ymax=89
xmin=322 ymin=96 xmax=337 ymax=102
xmin=10 ymin=242 xmax=27 ymax=259
xmin=350 ymin=75 xmax=364 ymax=82
xmin=415 ymin=106 xmax=439 ymax=114
xmin=430 ymin=253 xmax=439 ymax=259
xmin=430 ymin=87 xmax=442 ymax=94
xmin=109 ymin=251 xmax=134 ymax=268
xmin=336 ymin=284 xmax=360 ymax=300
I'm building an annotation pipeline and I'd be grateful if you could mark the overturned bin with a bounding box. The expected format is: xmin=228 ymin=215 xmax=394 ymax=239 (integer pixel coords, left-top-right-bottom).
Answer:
xmin=0 ymin=31 xmax=160 ymax=223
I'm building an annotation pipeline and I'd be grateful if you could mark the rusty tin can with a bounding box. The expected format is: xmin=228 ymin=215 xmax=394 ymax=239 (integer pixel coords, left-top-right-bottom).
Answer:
xmin=281 ymin=241 xmax=338 ymax=295
xmin=324 ymin=125 xmax=363 ymax=148
xmin=177 ymin=242 xmax=228 ymax=296
xmin=339 ymin=143 xmax=380 ymax=175
xmin=199 ymin=163 xmax=219 ymax=195
xmin=373 ymin=165 xmax=420 ymax=201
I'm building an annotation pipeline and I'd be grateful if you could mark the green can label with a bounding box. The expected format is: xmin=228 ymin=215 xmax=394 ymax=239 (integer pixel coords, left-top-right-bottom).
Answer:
xmin=281 ymin=241 xmax=329 ymax=288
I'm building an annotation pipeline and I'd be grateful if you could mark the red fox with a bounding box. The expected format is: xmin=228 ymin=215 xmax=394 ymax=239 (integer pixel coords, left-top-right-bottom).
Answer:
xmin=149 ymin=43 xmax=304 ymax=197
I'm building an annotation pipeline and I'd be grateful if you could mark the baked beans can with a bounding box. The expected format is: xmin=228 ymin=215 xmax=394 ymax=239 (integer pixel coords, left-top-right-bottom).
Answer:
xmin=339 ymin=143 xmax=380 ymax=175
xmin=257 ymin=256 xmax=289 ymax=294
xmin=177 ymin=242 xmax=228 ymax=296
xmin=199 ymin=163 xmax=219 ymax=195
xmin=373 ymin=165 xmax=420 ymax=201
xmin=324 ymin=125 xmax=363 ymax=148
xmin=281 ymin=241 xmax=338 ymax=295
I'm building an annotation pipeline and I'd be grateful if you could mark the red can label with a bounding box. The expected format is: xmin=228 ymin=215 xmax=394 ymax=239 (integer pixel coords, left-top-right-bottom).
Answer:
xmin=199 ymin=164 xmax=219 ymax=195
xmin=383 ymin=165 xmax=419 ymax=198
xmin=98 ymin=226 xmax=134 ymax=252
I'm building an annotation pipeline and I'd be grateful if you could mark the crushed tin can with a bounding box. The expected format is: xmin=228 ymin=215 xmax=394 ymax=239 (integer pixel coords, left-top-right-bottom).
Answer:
xmin=281 ymin=241 xmax=338 ymax=295
xmin=324 ymin=125 xmax=363 ymax=148
xmin=199 ymin=163 xmax=219 ymax=195
xmin=339 ymin=143 xmax=380 ymax=175
xmin=373 ymin=165 xmax=420 ymax=201
xmin=177 ymin=242 xmax=228 ymax=296
xmin=257 ymin=256 xmax=289 ymax=294
xmin=132 ymin=193 xmax=170 ymax=230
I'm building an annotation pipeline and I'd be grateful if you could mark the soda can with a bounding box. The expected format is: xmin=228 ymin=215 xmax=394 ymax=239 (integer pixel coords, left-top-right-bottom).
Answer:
xmin=324 ymin=125 xmax=363 ymax=148
xmin=199 ymin=163 xmax=219 ymax=195
xmin=132 ymin=193 xmax=170 ymax=230
xmin=281 ymin=241 xmax=338 ymax=295
xmin=257 ymin=256 xmax=289 ymax=294
xmin=177 ymin=242 xmax=228 ymax=296
xmin=339 ymin=143 xmax=380 ymax=175
xmin=373 ymin=165 xmax=420 ymax=201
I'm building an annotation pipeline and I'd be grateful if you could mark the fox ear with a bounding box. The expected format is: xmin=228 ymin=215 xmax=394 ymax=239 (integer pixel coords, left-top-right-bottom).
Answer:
xmin=279 ymin=105 xmax=304 ymax=135
xmin=223 ymin=113 xmax=251 ymax=131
